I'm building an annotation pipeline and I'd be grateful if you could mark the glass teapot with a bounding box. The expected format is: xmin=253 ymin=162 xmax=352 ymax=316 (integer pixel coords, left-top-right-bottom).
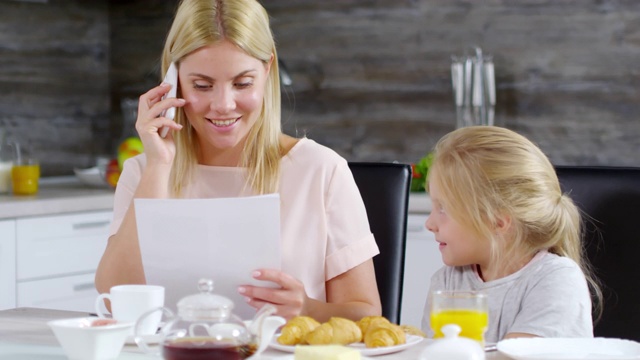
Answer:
xmin=135 ymin=278 xmax=286 ymax=359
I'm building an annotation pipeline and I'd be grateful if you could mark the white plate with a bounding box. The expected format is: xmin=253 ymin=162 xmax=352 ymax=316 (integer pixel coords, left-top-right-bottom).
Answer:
xmin=497 ymin=337 xmax=640 ymax=360
xmin=279 ymin=355 xmax=375 ymax=360
xmin=269 ymin=334 xmax=424 ymax=356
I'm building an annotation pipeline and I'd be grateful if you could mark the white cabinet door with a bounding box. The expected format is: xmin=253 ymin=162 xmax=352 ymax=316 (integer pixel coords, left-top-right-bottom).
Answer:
xmin=15 ymin=210 xmax=111 ymax=313
xmin=0 ymin=219 xmax=16 ymax=310
xmin=17 ymin=211 xmax=111 ymax=281
xmin=17 ymin=273 xmax=98 ymax=312
xmin=401 ymin=213 xmax=443 ymax=328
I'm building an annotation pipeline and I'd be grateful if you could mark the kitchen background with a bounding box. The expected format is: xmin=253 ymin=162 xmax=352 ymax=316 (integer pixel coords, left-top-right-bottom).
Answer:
xmin=0 ymin=0 xmax=639 ymax=177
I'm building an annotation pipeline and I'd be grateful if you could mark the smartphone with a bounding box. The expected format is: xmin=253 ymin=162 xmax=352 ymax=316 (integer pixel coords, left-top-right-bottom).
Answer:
xmin=159 ymin=62 xmax=178 ymax=138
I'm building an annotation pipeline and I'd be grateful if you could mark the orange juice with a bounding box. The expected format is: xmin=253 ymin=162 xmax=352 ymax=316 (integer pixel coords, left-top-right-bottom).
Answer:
xmin=431 ymin=309 xmax=488 ymax=341
xmin=11 ymin=163 xmax=40 ymax=195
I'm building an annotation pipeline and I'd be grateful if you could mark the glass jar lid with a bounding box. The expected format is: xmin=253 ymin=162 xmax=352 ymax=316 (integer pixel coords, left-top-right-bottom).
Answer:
xmin=176 ymin=278 xmax=235 ymax=321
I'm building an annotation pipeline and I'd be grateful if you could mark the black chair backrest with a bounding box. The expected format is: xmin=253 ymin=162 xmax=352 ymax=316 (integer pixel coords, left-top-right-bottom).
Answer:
xmin=556 ymin=165 xmax=640 ymax=341
xmin=348 ymin=162 xmax=412 ymax=324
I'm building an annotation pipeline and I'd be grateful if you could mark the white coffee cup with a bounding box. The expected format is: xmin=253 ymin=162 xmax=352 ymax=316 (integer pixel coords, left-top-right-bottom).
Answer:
xmin=95 ymin=285 xmax=164 ymax=335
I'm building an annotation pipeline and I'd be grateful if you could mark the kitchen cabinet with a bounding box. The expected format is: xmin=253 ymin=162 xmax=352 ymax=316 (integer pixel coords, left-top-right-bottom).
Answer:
xmin=15 ymin=210 xmax=111 ymax=312
xmin=0 ymin=219 xmax=16 ymax=310
xmin=400 ymin=213 xmax=443 ymax=329
xmin=17 ymin=273 xmax=98 ymax=311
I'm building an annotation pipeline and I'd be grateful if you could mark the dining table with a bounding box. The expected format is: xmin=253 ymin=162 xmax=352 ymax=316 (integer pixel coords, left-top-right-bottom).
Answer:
xmin=0 ymin=307 xmax=512 ymax=359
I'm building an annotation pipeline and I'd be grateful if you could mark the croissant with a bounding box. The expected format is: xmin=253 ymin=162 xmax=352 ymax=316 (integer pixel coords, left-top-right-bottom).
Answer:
xmin=305 ymin=317 xmax=362 ymax=345
xmin=364 ymin=322 xmax=406 ymax=348
xmin=277 ymin=316 xmax=321 ymax=345
xmin=400 ymin=324 xmax=426 ymax=338
xmin=356 ymin=316 xmax=390 ymax=335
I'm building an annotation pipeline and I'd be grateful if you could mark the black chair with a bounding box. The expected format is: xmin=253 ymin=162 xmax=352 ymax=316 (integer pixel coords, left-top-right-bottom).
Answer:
xmin=348 ymin=162 xmax=412 ymax=324
xmin=555 ymin=165 xmax=640 ymax=341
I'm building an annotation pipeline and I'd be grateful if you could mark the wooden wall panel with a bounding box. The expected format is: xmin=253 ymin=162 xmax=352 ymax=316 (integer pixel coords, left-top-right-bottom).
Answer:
xmin=0 ymin=0 xmax=638 ymax=176
xmin=266 ymin=0 xmax=640 ymax=165
xmin=0 ymin=0 xmax=109 ymax=176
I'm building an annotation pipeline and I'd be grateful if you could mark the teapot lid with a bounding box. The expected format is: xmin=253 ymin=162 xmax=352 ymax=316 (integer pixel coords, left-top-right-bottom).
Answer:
xmin=176 ymin=278 xmax=235 ymax=321
xmin=419 ymin=324 xmax=485 ymax=360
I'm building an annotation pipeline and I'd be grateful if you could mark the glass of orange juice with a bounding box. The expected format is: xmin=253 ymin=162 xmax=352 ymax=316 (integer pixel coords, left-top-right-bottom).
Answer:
xmin=430 ymin=290 xmax=488 ymax=344
xmin=11 ymin=158 xmax=40 ymax=195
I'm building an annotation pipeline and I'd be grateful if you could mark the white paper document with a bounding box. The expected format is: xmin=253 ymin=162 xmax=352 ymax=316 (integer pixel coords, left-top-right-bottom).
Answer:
xmin=134 ymin=194 xmax=281 ymax=320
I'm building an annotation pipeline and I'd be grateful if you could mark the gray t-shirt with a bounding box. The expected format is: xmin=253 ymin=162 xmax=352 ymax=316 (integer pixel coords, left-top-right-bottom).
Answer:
xmin=421 ymin=251 xmax=593 ymax=343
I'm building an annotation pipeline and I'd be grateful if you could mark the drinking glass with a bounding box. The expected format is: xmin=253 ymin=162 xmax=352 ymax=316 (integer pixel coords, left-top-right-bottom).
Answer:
xmin=0 ymin=133 xmax=13 ymax=194
xmin=11 ymin=157 xmax=40 ymax=195
xmin=430 ymin=290 xmax=488 ymax=344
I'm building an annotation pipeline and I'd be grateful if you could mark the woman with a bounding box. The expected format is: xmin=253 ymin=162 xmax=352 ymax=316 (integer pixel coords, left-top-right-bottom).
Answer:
xmin=95 ymin=0 xmax=381 ymax=322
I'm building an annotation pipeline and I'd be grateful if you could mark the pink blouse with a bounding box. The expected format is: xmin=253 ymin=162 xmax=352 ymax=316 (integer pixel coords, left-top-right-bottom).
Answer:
xmin=108 ymin=138 xmax=379 ymax=301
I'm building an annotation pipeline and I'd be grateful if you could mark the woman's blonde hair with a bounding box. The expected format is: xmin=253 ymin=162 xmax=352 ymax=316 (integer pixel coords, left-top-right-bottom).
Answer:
xmin=428 ymin=126 xmax=602 ymax=320
xmin=161 ymin=0 xmax=282 ymax=195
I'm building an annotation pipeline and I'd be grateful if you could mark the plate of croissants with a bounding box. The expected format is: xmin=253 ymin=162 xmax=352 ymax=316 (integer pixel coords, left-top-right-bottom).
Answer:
xmin=270 ymin=315 xmax=426 ymax=356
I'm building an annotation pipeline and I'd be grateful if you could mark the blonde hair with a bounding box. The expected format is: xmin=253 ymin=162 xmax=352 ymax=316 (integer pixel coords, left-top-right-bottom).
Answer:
xmin=161 ymin=0 xmax=283 ymax=195
xmin=428 ymin=126 xmax=602 ymax=320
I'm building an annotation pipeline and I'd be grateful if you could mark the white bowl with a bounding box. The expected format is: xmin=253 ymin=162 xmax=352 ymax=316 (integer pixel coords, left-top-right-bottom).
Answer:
xmin=73 ymin=166 xmax=109 ymax=187
xmin=48 ymin=317 xmax=134 ymax=360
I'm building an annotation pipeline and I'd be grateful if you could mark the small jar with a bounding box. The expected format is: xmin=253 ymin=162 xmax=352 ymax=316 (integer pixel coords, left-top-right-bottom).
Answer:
xmin=419 ymin=324 xmax=486 ymax=360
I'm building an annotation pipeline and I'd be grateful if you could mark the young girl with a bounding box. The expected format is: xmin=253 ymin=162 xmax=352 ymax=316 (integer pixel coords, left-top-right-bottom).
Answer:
xmin=421 ymin=126 xmax=601 ymax=343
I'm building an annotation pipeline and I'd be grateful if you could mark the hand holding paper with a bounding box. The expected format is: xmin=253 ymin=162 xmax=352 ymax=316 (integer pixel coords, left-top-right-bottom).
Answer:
xmin=134 ymin=194 xmax=281 ymax=319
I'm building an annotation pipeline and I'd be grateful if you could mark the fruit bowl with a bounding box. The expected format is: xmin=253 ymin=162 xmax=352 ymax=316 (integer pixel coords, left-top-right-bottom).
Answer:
xmin=74 ymin=166 xmax=109 ymax=188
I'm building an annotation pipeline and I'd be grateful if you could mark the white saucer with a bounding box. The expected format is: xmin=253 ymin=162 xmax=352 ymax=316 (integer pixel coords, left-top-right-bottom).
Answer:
xmin=125 ymin=333 xmax=163 ymax=346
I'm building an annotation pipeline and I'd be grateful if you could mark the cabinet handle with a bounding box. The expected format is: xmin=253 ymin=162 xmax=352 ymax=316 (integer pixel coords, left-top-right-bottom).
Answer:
xmin=73 ymin=282 xmax=96 ymax=292
xmin=72 ymin=221 xmax=110 ymax=230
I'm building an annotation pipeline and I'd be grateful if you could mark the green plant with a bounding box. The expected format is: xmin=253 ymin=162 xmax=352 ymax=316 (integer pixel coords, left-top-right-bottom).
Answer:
xmin=410 ymin=152 xmax=434 ymax=192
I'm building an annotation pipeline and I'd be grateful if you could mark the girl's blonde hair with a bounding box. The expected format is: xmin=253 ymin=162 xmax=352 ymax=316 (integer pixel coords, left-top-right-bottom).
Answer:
xmin=161 ymin=0 xmax=282 ymax=195
xmin=428 ymin=126 xmax=602 ymax=320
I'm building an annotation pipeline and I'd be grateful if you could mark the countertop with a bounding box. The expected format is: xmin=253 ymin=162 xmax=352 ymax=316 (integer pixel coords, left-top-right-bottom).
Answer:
xmin=0 ymin=176 xmax=431 ymax=220
xmin=0 ymin=176 xmax=115 ymax=220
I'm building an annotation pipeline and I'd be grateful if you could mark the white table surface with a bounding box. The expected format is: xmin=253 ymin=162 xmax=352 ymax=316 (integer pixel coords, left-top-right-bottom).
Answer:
xmin=0 ymin=307 xmax=510 ymax=359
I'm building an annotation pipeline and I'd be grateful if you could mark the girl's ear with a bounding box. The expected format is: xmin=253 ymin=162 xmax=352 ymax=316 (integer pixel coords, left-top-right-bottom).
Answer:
xmin=494 ymin=213 xmax=512 ymax=234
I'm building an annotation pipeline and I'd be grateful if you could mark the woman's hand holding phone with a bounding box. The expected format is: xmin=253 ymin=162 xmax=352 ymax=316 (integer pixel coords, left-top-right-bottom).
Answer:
xmin=135 ymin=69 xmax=185 ymax=167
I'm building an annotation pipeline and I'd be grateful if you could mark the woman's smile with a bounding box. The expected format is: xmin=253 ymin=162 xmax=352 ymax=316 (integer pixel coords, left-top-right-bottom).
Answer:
xmin=206 ymin=116 xmax=241 ymax=128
